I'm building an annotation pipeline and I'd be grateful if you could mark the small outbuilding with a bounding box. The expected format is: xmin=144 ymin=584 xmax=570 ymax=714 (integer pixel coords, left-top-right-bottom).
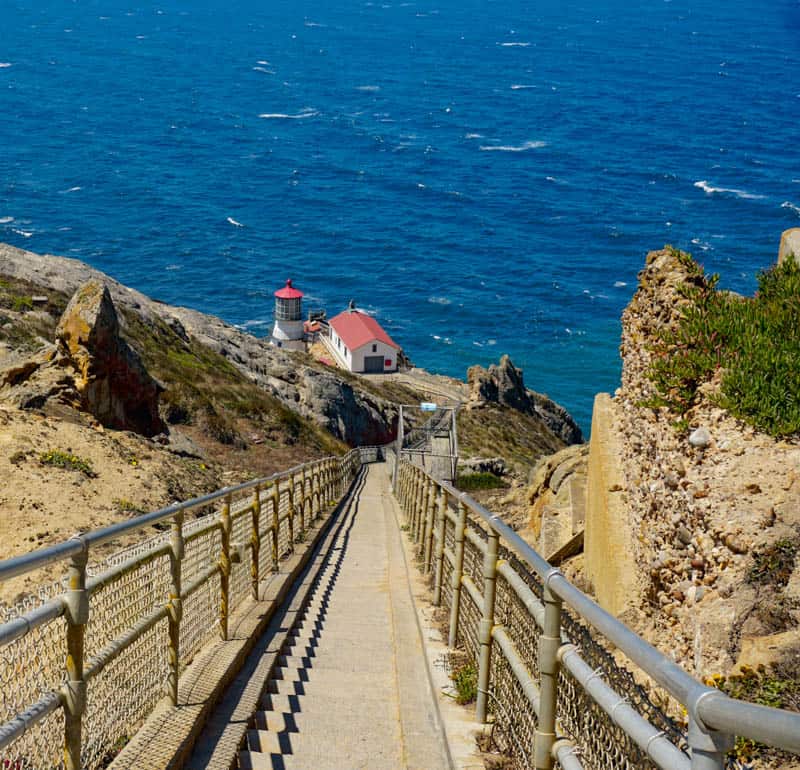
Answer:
xmin=327 ymin=303 xmax=400 ymax=373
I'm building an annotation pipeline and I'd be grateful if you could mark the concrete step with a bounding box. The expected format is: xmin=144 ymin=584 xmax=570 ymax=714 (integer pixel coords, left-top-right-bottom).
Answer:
xmin=245 ymin=728 xmax=298 ymax=755
xmin=257 ymin=692 xmax=300 ymax=714
xmin=252 ymin=710 xmax=298 ymax=733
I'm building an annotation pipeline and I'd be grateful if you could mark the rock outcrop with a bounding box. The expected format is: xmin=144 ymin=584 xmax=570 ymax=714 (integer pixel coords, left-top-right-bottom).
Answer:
xmin=0 ymin=279 xmax=166 ymax=436
xmin=55 ymin=281 xmax=165 ymax=436
xmin=594 ymin=246 xmax=800 ymax=679
xmin=779 ymin=227 xmax=800 ymax=264
xmin=467 ymin=355 xmax=583 ymax=444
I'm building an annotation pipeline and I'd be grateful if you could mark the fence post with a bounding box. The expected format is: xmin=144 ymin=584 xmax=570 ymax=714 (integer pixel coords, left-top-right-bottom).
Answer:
xmin=167 ymin=510 xmax=184 ymax=705
xmin=476 ymin=530 xmax=499 ymax=723
xmin=412 ymin=473 xmax=422 ymax=541
xmin=433 ymin=487 xmax=447 ymax=605
xmin=314 ymin=466 xmax=321 ymax=517
xmin=424 ymin=480 xmax=437 ymax=572
xmin=219 ymin=494 xmax=232 ymax=641
xmin=271 ymin=483 xmax=280 ymax=570
xmin=533 ymin=572 xmax=563 ymax=770
xmin=418 ymin=478 xmax=430 ymax=551
xmin=251 ymin=486 xmax=261 ymax=599
xmin=63 ymin=543 xmax=89 ymax=770
xmin=687 ymin=704 xmax=733 ymax=770
xmin=287 ymin=475 xmax=295 ymax=549
xmin=448 ymin=500 xmax=467 ymax=647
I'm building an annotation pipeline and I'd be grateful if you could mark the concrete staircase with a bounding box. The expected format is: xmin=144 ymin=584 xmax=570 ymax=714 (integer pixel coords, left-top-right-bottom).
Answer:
xmin=235 ymin=465 xmax=449 ymax=770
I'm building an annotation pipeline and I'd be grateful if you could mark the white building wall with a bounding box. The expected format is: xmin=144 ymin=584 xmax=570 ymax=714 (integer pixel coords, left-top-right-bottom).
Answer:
xmin=351 ymin=340 xmax=397 ymax=372
xmin=325 ymin=327 xmax=398 ymax=373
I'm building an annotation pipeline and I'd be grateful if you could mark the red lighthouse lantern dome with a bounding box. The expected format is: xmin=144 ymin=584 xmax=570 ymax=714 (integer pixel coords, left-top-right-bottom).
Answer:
xmin=274 ymin=279 xmax=304 ymax=300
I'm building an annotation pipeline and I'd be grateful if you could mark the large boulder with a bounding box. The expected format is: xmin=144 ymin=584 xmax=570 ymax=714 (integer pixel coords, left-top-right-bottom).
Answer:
xmin=779 ymin=228 xmax=800 ymax=265
xmin=467 ymin=355 xmax=583 ymax=444
xmin=55 ymin=281 xmax=165 ymax=436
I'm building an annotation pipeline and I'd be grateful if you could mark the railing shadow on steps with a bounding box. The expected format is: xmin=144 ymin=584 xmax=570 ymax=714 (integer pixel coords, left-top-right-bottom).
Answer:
xmin=395 ymin=460 xmax=800 ymax=770
xmin=0 ymin=446 xmax=382 ymax=770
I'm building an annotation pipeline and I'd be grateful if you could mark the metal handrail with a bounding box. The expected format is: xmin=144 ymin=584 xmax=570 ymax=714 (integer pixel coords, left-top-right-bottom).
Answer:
xmin=396 ymin=460 xmax=800 ymax=770
xmin=0 ymin=446 xmax=379 ymax=770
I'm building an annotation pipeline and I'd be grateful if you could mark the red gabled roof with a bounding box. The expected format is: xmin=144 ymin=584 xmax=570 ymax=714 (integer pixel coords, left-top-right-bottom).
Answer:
xmin=274 ymin=279 xmax=303 ymax=299
xmin=329 ymin=309 xmax=400 ymax=351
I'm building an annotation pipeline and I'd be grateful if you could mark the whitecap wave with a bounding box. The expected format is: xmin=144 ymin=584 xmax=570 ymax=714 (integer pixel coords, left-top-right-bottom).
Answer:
xmin=781 ymin=201 xmax=800 ymax=217
xmin=0 ymin=63 xmax=12 ymax=68
xmin=510 ymin=84 xmax=536 ymax=89
xmin=165 ymin=264 xmax=182 ymax=271
xmin=613 ymin=281 xmax=627 ymax=288
xmin=227 ymin=216 xmax=244 ymax=227
xmin=464 ymin=133 xmax=483 ymax=139
xmin=693 ymin=180 xmax=765 ymax=200
xmin=252 ymin=66 xmax=275 ymax=73
xmin=258 ymin=109 xmax=318 ymax=119
xmin=61 ymin=186 xmax=82 ymax=193
xmin=12 ymin=228 xmax=33 ymax=238
xmin=356 ymin=85 xmax=380 ymax=91
xmin=0 ymin=216 xmax=14 ymax=224
xmin=480 ymin=140 xmax=546 ymax=152
xmin=428 ymin=296 xmax=451 ymax=305
xmin=499 ymin=42 xmax=530 ymax=47
xmin=691 ymin=237 xmax=712 ymax=251
xmin=257 ymin=60 xmax=270 ymax=65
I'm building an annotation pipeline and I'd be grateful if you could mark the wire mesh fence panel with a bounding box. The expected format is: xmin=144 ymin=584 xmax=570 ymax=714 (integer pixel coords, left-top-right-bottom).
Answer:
xmin=494 ymin=573 xmax=541 ymax=682
xmin=0 ymin=705 xmax=64 ymax=769
xmin=257 ymin=490 xmax=275 ymax=582
xmin=489 ymin=639 xmax=536 ymax=770
xmin=229 ymin=511 xmax=251 ymax=611
xmin=0 ymin=599 xmax=65 ymax=770
xmin=83 ymin=618 xmax=169 ymax=769
xmin=440 ymin=549 xmax=454 ymax=615
xmin=462 ymin=532 xmax=483 ymax=589
xmin=277 ymin=482 xmax=291 ymax=559
xmin=556 ymin=663 xmax=660 ymax=770
xmin=180 ymin=524 xmax=222 ymax=663
xmin=86 ymin=553 xmax=170 ymax=661
xmin=457 ymin=581 xmax=481 ymax=662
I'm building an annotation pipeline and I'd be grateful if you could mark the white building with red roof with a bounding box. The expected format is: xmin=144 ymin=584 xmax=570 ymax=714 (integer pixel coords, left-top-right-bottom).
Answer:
xmin=326 ymin=302 xmax=400 ymax=373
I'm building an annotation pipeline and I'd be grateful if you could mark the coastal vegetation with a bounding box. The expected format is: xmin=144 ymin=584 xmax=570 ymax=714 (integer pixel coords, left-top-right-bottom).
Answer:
xmin=645 ymin=248 xmax=800 ymax=437
xmin=456 ymin=471 xmax=507 ymax=491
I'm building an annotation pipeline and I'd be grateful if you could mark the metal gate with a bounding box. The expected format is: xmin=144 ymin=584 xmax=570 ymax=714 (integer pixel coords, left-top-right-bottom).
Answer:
xmin=364 ymin=355 xmax=384 ymax=373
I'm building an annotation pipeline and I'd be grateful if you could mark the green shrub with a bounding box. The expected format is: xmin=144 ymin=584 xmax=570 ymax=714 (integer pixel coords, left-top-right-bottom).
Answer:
xmin=39 ymin=449 xmax=96 ymax=477
xmin=451 ymin=662 xmax=478 ymax=705
xmin=647 ymin=252 xmax=800 ymax=437
xmin=11 ymin=295 xmax=33 ymax=312
xmin=456 ymin=472 xmax=506 ymax=491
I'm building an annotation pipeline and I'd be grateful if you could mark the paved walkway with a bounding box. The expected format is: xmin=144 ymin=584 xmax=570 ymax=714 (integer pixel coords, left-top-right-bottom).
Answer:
xmin=196 ymin=463 xmax=451 ymax=770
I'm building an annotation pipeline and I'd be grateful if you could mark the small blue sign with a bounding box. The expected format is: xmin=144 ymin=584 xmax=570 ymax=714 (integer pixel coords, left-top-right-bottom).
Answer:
xmin=420 ymin=402 xmax=437 ymax=412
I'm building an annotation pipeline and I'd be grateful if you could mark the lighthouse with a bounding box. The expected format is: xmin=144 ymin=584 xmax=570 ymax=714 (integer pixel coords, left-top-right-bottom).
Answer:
xmin=270 ymin=279 xmax=305 ymax=350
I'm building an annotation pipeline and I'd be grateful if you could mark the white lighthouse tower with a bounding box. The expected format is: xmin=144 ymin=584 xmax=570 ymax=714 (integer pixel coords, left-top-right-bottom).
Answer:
xmin=270 ymin=279 xmax=305 ymax=350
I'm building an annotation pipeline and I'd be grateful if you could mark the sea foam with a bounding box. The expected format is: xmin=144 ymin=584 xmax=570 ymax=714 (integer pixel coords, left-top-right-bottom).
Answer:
xmin=258 ymin=110 xmax=318 ymax=119
xmin=781 ymin=201 xmax=800 ymax=217
xmin=693 ymin=180 xmax=765 ymax=200
xmin=479 ymin=140 xmax=546 ymax=152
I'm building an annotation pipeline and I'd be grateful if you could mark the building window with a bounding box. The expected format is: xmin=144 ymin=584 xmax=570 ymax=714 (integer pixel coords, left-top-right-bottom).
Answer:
xmin=372 ymin=344 xmax=377 ymax=353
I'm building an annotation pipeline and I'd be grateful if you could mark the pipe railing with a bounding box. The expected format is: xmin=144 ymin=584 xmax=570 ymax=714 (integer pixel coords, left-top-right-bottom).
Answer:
xmin=396 ymin=460 xmax=800 ymax=770
xmin=0 ymin=447 xmax=378 ymax=770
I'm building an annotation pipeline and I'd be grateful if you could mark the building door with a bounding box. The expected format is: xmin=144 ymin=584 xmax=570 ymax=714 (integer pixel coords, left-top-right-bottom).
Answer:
xmin=364 ymin=355 xmax=384 ymax=373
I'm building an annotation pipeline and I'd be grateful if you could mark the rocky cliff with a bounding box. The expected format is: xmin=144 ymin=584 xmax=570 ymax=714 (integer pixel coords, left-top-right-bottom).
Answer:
xmin=593 ymin=246 xmax=799 ymax=685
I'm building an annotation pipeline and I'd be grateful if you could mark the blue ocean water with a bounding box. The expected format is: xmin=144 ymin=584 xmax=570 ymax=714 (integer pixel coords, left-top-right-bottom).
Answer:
xmin=2 ymin=0 xmax=799 ymax=432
